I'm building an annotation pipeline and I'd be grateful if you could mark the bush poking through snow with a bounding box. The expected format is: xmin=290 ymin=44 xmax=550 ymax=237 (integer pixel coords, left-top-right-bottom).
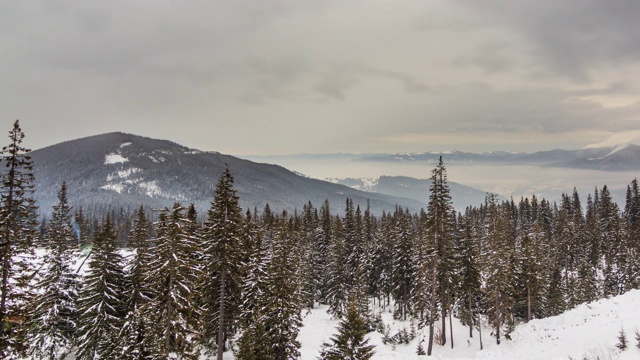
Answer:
xmin=635 ymin=329 xmax=640 ymax=349
xmin=616 ymin=327 xmax=627 ymax=351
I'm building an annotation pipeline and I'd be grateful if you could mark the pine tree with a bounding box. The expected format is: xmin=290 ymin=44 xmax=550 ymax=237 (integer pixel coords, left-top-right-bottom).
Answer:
xmin=28 ymin=182 xmax=80 ymax=359
xmin=326 ymin=214 xmax=349 ymax=317
xmin=0 ymin=120 xmax=39 ymax=358
xmin=262 ymin=212 xmax=303 ymax=360
xmin=616 ymin=327 xmax=627 ymax=351
xmin=319 ymin=296 xmax=375 ymax=360
xmin=75 ymin=215 xmax=126 ymax=360
xmin=427 ymin=157 xmax=456 ymax=347
xmin=144 ymin=204 xmax=203 ymax=359
xmin=483 ymin=195 xmax=516 ymax=345
xmin=391 ymin=207 xmax=415 ymax=321
xmin=120 ymin=205 xmax=152 ymax=360
xmin=456 ymin=210 xmax=481 ymax=336
xmin=201 ymin=167 xmax=246 ymax=358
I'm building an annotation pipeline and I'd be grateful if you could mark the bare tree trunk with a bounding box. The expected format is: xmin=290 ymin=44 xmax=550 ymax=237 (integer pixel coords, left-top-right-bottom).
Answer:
xmin=217 ymin=272 xmax=226 ymax=360
xmin=449 ymin=300 xmax=454 ymax=349
xmin=478 ymin=314 xmax=483 ymax=350
xmin=495 ymin=291 xmax=501 ymax=345
xmin=468 ymin=292 xmax=473 ymax=338
xmin=441 ymin=307 xmax=447 ymax=346
xmin=427 ymin=259 xmax=438 ymax=356
xmin=527 ymin=286 xmax=532 ymax=322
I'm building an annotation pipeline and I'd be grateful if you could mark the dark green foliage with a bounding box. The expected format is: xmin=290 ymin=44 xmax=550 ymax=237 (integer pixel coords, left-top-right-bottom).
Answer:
xmin=201 ymin=167 xmax=246 ymax=357
xmin=0 ymin=120 xmax=38 ymax=358
xmin=319 ymin=297 xmax=375 ymax=360
xmin=144 ymin=204 xmax=203 ymax=359
xmin=28 ymin=182 xmax=79 ymax=359
xmin=75 ymin=216 xmax=126 ymax=360
xmin=616 ymin=327 xmax=627 ymax=351
xmin=120 ymin=205 xmax=152 ymax=360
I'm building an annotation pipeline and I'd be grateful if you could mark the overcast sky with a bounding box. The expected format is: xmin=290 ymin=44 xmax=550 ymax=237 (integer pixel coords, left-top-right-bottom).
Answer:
xmin=1 ymin=0 xmax=639 ymax=155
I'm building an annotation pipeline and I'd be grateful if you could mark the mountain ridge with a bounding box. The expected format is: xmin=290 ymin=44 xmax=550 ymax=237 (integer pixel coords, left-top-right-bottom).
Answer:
xmin=30 ymin=132 xmax=429 ymax=217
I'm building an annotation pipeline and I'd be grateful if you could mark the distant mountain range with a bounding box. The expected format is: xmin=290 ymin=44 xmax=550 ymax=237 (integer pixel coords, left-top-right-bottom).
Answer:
xmin=30 ymin=132 xmax=433 ymax=217
xmin=247 ymin=142 xmax=640 ymax=171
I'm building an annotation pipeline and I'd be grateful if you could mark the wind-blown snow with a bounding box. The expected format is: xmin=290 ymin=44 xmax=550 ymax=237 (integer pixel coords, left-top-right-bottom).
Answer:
xmin=588 ymin=143 xmax=631 ymax=161
xmin=104 ymin=153 xmax=128 ymax=164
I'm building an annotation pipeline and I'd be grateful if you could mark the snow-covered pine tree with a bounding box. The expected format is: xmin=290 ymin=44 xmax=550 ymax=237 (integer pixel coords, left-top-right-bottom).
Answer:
xmin=319 ymin=295 xmax=375 ymax=360
xmin=28 ymin=182 xmax=80 ymax=359
xmin=598 ymin=185 xmax=623 ymax=296
xmin=120 ymin=205 xmax=153 ymax=360
xmin=326 ymin=214 xmax=349 ymax=317
xmin=482 ymin=195 xmax=516 ymax=345
xmin=75 ymin=215 xmax=126 ymax=360
xmin=0 ymin=120 xmax=39 ymax=358
xmin=391 ymin=207 xmax=415 ymax=321
xmin=425 ymin=157 xmax=456 ymax=347
xmin=262 ymin=211 xmax=303 ymax=360
xmin=201 ymin=167 xmax=246 ymax=358
xmin=236 ymin=218 xmax=271 ymax=359
xmin=299 ymin=201 xmax=319 ymax=309
xmin=144 ymin=204 xmax=203 ymax=359
xmin=412 ymin=208 xmax=439 ymax=355
xmin=456 ymin=209 xmax=481 ymax=336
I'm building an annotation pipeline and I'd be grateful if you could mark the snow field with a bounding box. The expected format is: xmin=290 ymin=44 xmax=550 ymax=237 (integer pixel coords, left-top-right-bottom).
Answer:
xmin=295 ymin=290 xmax=640 ymax=359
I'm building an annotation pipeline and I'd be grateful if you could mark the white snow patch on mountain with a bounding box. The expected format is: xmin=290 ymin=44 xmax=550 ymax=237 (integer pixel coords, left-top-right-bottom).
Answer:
xmin=106 ymin=167 xmax=142 ymax=181
xmin=138 ymin=181 xmax=162 ymax=197
xmin=119 ymin=142 xmax=132 ymax=148
xmin=104 ymin=153 xmax=128 ymax=164
xmin=100 ymin=183 xmax=125 ymax=194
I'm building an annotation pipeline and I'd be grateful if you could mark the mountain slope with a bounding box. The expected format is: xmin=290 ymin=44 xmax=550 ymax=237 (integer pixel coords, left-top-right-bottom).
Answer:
xmin=30 ymin=132 xmax=425 ymax=216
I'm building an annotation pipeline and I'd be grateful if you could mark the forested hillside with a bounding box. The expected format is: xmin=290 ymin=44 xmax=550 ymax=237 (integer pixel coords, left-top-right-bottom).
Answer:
xmin=1 ymin=121 xmax=639 ymax=359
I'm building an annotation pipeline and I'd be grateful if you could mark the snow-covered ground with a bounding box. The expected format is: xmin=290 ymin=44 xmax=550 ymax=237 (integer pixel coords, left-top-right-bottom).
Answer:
xmin=297 ymin=290 xmax=640 ymax=359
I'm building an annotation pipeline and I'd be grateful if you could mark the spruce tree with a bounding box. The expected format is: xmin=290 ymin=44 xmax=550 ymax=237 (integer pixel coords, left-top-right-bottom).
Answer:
xmin=262 ymin=212 xmax=303 ymax=360
xmin=201 ymin=167 xmax=246 ymax=358
xmin=75 ymin=215 xmax=126 ymax=360
xmin=120 ymin=205 xmax=152 ymax=360
xmin=0 ymin=120 xmax=39 ymax=358
xmin=144 ymin=204 xmax=203 ymax=359
xmin=319 ymin=296 xmax=375 ymax=360
xmin=28 ymin=182 xmax=79 ymax=359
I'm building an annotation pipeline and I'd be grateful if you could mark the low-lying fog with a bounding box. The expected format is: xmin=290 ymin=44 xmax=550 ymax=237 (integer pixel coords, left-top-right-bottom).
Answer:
xmin=243 ymin=155 xmax=638 ymax=206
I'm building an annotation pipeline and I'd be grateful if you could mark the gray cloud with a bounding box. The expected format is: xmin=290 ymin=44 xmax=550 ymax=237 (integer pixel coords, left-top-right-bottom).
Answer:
xmin=459 ymin=0 xmax=640 ymax=81
xmin=0 ymin=0 xmax=638 ymax=156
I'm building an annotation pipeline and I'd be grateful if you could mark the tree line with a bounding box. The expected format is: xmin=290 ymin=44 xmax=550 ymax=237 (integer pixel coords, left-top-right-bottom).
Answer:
xmin=1 ymin=120 xmax=639 ymax=359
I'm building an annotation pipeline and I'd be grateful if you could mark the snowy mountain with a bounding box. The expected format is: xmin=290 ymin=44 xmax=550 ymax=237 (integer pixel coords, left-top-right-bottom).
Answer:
xmin=326 ymin=175 xmax=496 ymax=211
xmin=298 ymin=290 xmax=640 ymax=359
xmin=30 ymin=132 xmax=426 ymax=216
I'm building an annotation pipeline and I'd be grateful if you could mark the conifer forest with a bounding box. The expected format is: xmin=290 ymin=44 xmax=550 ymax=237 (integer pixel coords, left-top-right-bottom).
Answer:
xmin=2 ymin=120 xmax=640 ymax=359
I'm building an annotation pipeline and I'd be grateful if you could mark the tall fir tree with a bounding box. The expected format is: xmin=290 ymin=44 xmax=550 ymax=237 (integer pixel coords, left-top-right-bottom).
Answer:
xmin=263 ymin=212 xmax=303 ymax=360
xmin=28 ymin=182 xmax=80 ymax=359
xmin=75 ymin=215 xmax=126 ymax=360
xmin=201 ymin=167 xmax=246 ymax=358
xmin=144 ymin=204 xmax=203 ymax=359
xmin=120 ymin=205 xmax=153 ymax=360
xmin=0 ymin=120 xmax=39 ymax=358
